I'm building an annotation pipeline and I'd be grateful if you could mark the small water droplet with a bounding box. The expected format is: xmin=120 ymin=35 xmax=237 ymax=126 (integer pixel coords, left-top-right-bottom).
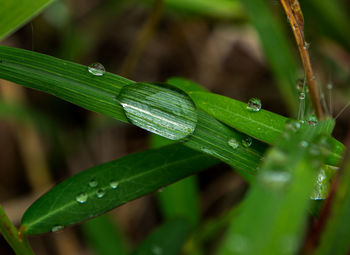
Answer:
xmin=299 ymin=92 xmax=305 ymax=100
xmin=247 ymin=98 xmax=261 ymax=112
xmin=296 ymin=78 xmax=304 ymax=92
xmin=51 ymin=225 xmax=63 ymax=232
xmin=96 ymin=189 xmax=105 ymax=198
xmin=157 ymin=187 xmax=165 ymax=193
xmin=89 ymin=179 xmax=98 ymax=188
xmin=307 ymin=115 xmax=318 ymax=126
xmin=110 ymin=181 xmax=119 ymax=189
xmin=152 ymin=246 xmax=163 ymax=255
xmin=299 ymin=141 xmax=308 ymax=148
xmin=285 ymin=120 xmax=301 ymax=132
xmin=327 ymin=83 xmax=333 ymax=90
xmin=228 ymin=138 xmax=239 ymax=149
xmin=303 ymin=41 xmax=310 ymax=50
xmin=88 ymin=62 xmax=105 ymax=76
xmin=76 ymin=192 xmax=88 ymax=204
xmin=242 ymin=137 xmax=252 ymax=148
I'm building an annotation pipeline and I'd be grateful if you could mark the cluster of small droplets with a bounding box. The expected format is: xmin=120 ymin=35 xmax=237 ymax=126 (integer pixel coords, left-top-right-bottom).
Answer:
xmin=247 ymin=98 xmax=262 ymax=112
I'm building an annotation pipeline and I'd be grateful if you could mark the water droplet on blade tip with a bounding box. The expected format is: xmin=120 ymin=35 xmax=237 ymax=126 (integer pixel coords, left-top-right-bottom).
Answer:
xmin=247 ymin=98 xmax=261 ymax=112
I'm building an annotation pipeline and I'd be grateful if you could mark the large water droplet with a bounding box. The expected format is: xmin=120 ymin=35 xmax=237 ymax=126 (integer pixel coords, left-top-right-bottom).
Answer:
xmin=247 ymin=98 xmax=261 ymax=112
xmin=88 ymin=62 xmax=105 ymax=76
xmin=76 ymin=192 xmax=88 ymax=204
xmin=96 ymin=189 xmax=105 ymax=198
xmin=242 ymin=137 xmax=252 ymax=148
xmin=299 ymin=92 xmax=305 ymax=100
xmin=51 ymin=225 xmax=63 ymax=232
xmin=228 ymin=138 xmax=239 ymax=149
xmin=117 ymin=83 xmax=198 ymax=140
xmin=109 ymin=181 xmax=119 ymax=189
xmin=89 ymin=179 xmax=98 ymax=188
xmin=310 ymin=168 xmax=328 ymax=200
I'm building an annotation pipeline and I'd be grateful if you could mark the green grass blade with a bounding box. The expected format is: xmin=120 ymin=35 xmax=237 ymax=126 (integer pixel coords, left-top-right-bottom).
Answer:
xmin=82 ymin=215 xmax=128 ymax=255
xmin=240 ymin=0 xmax=299 ymax=114
xmin=189 ymin=91 xmax=344 ymax=166
xmin=315 ymin=157 xmax=350 ymax=255
xmin=20 ymin=144 xmax=218 ymax=235
xmin=142 ymin=0 xmax=243 ymax=19
xmin=132 ymin=219 xmax=190 ymax=255
xmin=218 ymin=119 xmax=336 ymax=255
xmin=0 ymin=0 xmax=54 ymax=41
xmin=0 ymin=46 xmax=266 ymax=174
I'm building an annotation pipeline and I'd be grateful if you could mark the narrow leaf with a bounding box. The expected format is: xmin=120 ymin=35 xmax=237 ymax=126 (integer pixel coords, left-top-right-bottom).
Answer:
xmin=0 ymin=0 xmax=54 ymax=41
xmin=189 ymin=91 xmax=344 ymax=166
xmin=0 ymin=46 xmax=266 ymax=174
xmin=316 ymin=156 xmax=350 ymax=255
xmin=132 ymin=219 xmax=190 ymax=255
xmin=21 ymin=144 xmax=218 ymax=235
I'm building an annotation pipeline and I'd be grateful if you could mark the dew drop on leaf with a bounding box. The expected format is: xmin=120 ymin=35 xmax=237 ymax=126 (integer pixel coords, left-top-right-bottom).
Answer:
xmin=307 ymin=115 xmax=318 ymax=126
xmin=88 ymin=62 xmax=105 ymax=76
xmin=117 ymin=82 xmax=198 ymax=140
xmin=96 ymin=189 xmax=105 ymax=198
xmin=242 ymin=137 xmax=252 ymax=148
xmin=109 ymin=181 xmax=119 ymax=189
xmin=299 ymin=92 xmax=305 ymax=100
xmin=227 ymin=138 xmax=239 ymax=149
xmin=299 ymin=140 xmax=308 ymax=148
xmin=89 ymin=179 xmax=98 ymax=188
xmin=152 ymin=246 xmax=163 ymax=255
xmin=75 ymin=192 xmax=88 ymax=204
xmin=51 ymin=225 xmax=63 ymax=232
xmin=260 ymin=171 xmax=291 ymax=189
xmin=247 ymin=98 xmax=261 ymax=112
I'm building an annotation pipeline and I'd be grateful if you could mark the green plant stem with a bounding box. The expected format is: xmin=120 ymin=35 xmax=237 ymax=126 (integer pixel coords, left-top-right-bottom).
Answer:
xmin=0 ymin=204 xmax=34 ymax=255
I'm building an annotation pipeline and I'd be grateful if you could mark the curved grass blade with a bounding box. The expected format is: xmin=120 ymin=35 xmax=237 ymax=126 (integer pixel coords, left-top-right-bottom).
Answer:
xmin=82 ymin=215 xmax=128 ymax=255
xmin=315 ymin=156 xmax=350 ymax=255
xmin=0 ymin=46 xmax=266 ymax=174
xmin=132 ymin=219 xmax=190 ymax=255
xmin=21 ymin=144 xmax=218 ymax=235
xmin=239 ymin=0 xmax=299 ymax=115
xmin=218 ymin=120 xmax=336 ymax=255
xmin=0 ymin=0 xmax=54 ymax=41
xmin=189 ymin=91 xmax=344 ymax=166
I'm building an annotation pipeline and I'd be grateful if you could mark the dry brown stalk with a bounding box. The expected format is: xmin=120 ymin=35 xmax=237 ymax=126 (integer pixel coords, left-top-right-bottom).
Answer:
xmin=279 ymin=0 xmax=324 ymax=120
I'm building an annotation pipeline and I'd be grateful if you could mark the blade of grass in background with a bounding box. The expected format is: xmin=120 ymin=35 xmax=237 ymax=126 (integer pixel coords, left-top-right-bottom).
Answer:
xmin=82 ymin=214 xmax=128 ymax=255
xmin=239 ymin=0 xmax=299 ymax=115
xmin=218 ymin=119 xmax=336 ymax=255
xmin=21 ymin=144 xmax=218 ymax=235
xmin=151 ymin=135 xmax=200 ymax=228
xmin=142 ymin=0 xmax=244 ymax=19
xmin=132 ymin=219 xmax=190 ymax=255
xmin=189 ymin=91 xmax=344 ymax=166
xmin=0 ymin=46 xmax=266 ymax=174
xmin=0 ymin=0 xmax=54 ymax=41
xmin=315 ymin=156 xmax=350 ymax=255
xmin=301 ymin=0 xmax=350 ymax=51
